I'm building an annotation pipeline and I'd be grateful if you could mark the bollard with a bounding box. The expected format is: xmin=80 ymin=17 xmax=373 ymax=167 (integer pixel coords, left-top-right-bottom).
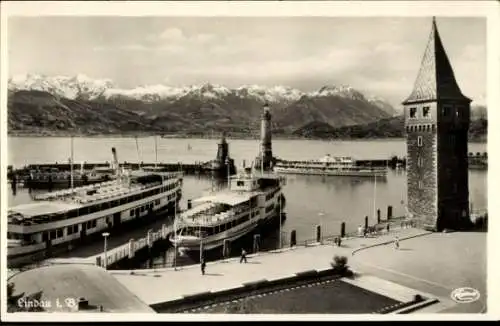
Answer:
xmin=161 ymin=224 xmax=167 ymax=240
xmin=377 ymin=209 xmax=381 ymax=224
xmin=128 ymin=239 xmax=135 ymax=258
xmin=253 ymin=234 xmax=260 ymax=253
xmin=387 ymin=205 xmax=393 ymax=220
xmin=340 ymin=222 xmax=346 ymax=238
xmin=223 ymin=239 xmax=231 ymax=259
xmin=187 ymin=199 xmax=192 ymax=209
xmin=364 ymin=216 xmax=369 ymax=230
xmin=147 ymin=230 xmax=153 ymax=248
xmin=290 ymin=230 xmax=297 ymax=247
xmin=316 ymin=225 xmax=321 ymax=243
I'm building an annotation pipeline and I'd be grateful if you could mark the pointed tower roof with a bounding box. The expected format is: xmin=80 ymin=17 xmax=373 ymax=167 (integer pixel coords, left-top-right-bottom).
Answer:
xmin=403 ymin=17 xmax=471 ymax=104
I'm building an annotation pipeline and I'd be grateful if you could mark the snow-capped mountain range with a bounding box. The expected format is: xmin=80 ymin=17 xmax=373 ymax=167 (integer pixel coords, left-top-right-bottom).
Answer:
xmin=7 ymin=73 xmax=394 ymax=110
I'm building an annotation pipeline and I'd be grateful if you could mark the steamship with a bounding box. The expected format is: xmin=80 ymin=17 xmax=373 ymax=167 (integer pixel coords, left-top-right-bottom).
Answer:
xmin=169 ymin=168 xmax=286 ymax=252
xmin=7 ymin=148 xmax=182 ymax=267
xmin=274 ymin=155 xmax=388 ymax=178
xmin=22 ymin=165 xmax=117 ymax=189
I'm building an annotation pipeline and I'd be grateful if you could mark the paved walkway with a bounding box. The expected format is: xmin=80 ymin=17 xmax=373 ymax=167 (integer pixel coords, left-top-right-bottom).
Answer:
xmin=351 ymin=231 xmax=487 ymax=314
xmin=111 ymin=227 xmax=432 ymax=307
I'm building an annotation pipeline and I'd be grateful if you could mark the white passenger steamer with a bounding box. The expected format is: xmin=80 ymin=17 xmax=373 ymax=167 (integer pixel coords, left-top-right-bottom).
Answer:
xmin=274 ymin=155 xmax=387 ymax=178
xmin=169 ymin=168 xmax=286 ymax=252
xmin=7 ymin=148 xmax=182 ymax=267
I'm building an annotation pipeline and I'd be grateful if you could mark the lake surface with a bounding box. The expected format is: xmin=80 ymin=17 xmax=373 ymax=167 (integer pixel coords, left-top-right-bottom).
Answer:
xmin=7 ymin=137 xmax=488 ymax=267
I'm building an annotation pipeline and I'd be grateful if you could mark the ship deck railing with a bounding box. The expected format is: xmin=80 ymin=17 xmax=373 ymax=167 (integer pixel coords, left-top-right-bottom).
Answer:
xmin=33 ymin=179 xmax=165 ymax=205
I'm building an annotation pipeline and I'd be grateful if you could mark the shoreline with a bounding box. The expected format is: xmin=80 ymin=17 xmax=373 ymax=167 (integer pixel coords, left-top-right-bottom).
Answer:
xmin=6 ymin=133 xmax=487 ymax=144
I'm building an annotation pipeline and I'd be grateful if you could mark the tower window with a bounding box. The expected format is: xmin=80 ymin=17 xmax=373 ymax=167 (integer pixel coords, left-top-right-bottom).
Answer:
xmin=417 ymin=156 xmax=423 ymax=167
xmin=417 ymin=136 xmax=423 ymax=147
xmin=442 ymin=106 xmax=453 ymax=117
xmin=409 ymin=107 xmax=417 ymax=118
xmin=423 ymin=106 xmax=430 ymax=117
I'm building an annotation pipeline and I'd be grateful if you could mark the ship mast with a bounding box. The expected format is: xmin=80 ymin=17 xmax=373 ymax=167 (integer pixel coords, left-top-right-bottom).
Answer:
xmin=372 ymin=173 xmax=377 ymax=223
xmin=173 ymin=190 xmax=177 ymax=270
xmin=70 ymin=136 xmax=74 ymax=189
xmin=135 ymin=136 xmax=141 ymax=168
xmin=154 ymin=135 xmax=158 ymax=168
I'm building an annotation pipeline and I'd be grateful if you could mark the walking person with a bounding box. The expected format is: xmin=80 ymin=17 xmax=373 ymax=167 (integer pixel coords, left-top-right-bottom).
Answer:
xmin=240 ymin=248 xmax=247 ymax=263
xmin=201 ymin=258 xmax=206 ymax=275
xmin=394 ymin=236 xmax=400 ymax=250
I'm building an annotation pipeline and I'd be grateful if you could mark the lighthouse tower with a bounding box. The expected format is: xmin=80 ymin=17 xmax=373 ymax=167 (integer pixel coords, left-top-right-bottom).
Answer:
xmin=403 ymin=18 xmax=471 ymax=231
xmin=255 ymin=103 xmax=273 ymax=171
xmin=215 ymin=132 xmax=229 ymax=165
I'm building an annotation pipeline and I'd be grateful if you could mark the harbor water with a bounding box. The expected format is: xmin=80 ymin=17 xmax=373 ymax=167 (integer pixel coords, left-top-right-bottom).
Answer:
xmin=7 ymin=137 xmax=488 ymax=268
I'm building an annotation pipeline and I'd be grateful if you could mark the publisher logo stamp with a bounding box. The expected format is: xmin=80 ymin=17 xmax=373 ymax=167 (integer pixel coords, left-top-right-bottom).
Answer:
xmin=450 ymin=287 xmax=481 ymax=303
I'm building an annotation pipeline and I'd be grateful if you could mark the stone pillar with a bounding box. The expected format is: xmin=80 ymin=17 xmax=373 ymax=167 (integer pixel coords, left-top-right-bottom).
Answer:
xmin=340 ymin=222 xmax=346 ymax=238
xmin=161 ymin=224 xmax=167 ymax=240
xmin=253 ymin=234 xmax=260 ymax=253
xmin=290 ymin=230 xmax=297 ymax=247
xmin=377 ymin=209 xmax=381 ymax=224
xmin=147 ymin=230 xmax=153 ymax=248
xmin=387 ymin=205 xmax=393 ymax=220
xmin=223 ymin=239 xmax=231 ymax=259
xmin=128 ymin=238 xmax=135 ymax=258
xmin=316 ymin=225 xmax=321 ymax=243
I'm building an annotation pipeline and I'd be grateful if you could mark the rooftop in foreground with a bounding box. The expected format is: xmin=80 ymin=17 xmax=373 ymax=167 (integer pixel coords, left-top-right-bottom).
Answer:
xmin=8 ymin=264 xmax=154 ymax=313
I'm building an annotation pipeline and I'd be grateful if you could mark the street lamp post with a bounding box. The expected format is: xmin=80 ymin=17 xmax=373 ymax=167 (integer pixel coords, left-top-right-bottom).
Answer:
xmin=102 ymin=232 xmax=110 ymax=270
xmin=226 ymin=157 xmax=230 ymax=189
xmin=199 ymin=230 xmax=205 ymax=262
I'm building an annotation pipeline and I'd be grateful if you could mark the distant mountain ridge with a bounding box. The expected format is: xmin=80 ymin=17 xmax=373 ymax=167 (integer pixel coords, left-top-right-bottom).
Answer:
xmin=8 ymin=73 xmax=398 ymax=114
xmin=8 ymin=74 xmax=402 ymax=136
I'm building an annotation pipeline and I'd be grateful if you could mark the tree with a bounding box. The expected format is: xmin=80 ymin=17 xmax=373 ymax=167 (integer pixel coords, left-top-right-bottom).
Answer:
xmin=330 ymin=255 xmax=354 ymax=277
xmin=7 ymin=282 xmax=45 ymax=312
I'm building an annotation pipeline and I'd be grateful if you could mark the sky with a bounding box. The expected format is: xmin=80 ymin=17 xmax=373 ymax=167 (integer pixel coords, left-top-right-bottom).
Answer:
xmin=7 ymin=16 xmax=486 ymax=106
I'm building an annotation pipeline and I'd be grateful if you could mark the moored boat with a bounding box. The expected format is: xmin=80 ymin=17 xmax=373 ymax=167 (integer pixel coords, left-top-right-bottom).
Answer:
xmin=7 ymin=148 xmax=182 ymax=268
xmin=22 ymin=165 xmax=117 ymax=189
xmin=169 ymin=168 xmax=286 ymax=252
xmin=274 ymin=155 xmax=387 ymax=178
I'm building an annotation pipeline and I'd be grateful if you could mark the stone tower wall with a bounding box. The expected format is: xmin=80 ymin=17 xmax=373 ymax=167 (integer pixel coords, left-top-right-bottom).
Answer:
xmin=405 ymin=117 xmax=438 ymax=230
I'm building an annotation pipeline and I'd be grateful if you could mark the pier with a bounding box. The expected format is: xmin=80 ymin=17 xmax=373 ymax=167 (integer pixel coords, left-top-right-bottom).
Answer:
xmin=7 ymin=151 xmax=487 ymax=187
xmin=27 ymin=204 xmax=402 ymax=270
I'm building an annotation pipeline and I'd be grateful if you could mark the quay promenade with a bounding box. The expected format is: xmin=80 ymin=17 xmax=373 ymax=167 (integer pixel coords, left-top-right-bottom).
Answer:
xmin=7 ymin=224 xmax=487 ymax=315
xmin=30 ymin=213 xmax=408 ymax=269
xmin=109 ymin=226 xmax=486 ymax=314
